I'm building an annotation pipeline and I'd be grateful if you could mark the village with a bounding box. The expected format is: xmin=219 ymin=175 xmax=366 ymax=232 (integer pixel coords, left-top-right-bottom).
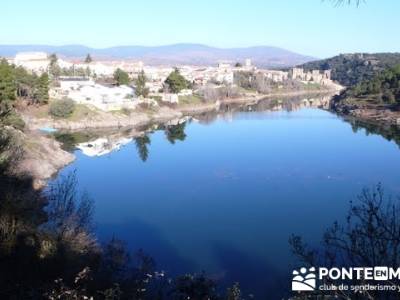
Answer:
xmin=8 ymin=52 xmax=335 ymax=112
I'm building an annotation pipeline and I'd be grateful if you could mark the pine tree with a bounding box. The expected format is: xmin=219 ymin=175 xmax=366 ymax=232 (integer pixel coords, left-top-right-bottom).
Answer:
xmin=134 ymin=70 xmax=149 ymax=98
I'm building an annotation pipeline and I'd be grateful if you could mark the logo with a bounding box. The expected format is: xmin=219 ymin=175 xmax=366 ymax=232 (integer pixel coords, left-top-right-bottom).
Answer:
xmin=291 ymin=266 xmax=400 ymax=293
xmin=292 ymin=267 xmax=316 ymax=291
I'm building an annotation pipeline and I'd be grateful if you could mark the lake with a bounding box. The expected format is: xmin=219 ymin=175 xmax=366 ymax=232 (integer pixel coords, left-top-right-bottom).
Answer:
xmin=53 ymin=97 xmax=400 ymax=299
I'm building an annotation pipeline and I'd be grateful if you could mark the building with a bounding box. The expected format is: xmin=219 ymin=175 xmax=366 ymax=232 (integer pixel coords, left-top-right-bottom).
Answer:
xmin=13 ymin=52 xmax=50 ymax=74
xmin=289 ymin=67 xmax=332 ymax=85
xmin=53 ymin=77 xmax=137 ymax=111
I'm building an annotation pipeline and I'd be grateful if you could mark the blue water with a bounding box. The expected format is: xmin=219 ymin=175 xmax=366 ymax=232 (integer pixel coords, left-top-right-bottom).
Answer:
xmin=55 ymin=107 xmax=400 ymax=298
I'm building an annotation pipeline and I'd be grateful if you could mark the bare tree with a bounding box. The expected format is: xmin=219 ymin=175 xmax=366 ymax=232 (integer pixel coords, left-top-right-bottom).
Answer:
xmin=45 ymin=171 xmax=96 ymax=253
xmin=290 ymin=184 xmax=400 ymax=299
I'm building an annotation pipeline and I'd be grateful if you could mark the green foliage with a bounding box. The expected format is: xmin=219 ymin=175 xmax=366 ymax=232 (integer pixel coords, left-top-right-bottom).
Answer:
xmin=344 ymin=64 xmax=400 ymax=104
xmin=0 ymin=60 xmax=17 ymax=121
xmin=164 ymin=68 xmax=191 ymax=93
xmin=134 ymin=70 xmax=149 ymax=97
xmin=0 ymin=59 xmax=50 ymax=107
xmin=0 ymin=59 xmax=16 ymax=103
xmin=0 ymin=127 xmax=23 ymax=172
xmin=113 ymin=68 xmax=130 ymax=86
xmin=301 ymin=53 xmax=400 ymax=87
xmin=2 ymin=112 xmax=25 ymax=130
xmin=49 ymin=98 xmax=76 ymax=118
xmin=34 ymin=73 xmax=50 ymax=104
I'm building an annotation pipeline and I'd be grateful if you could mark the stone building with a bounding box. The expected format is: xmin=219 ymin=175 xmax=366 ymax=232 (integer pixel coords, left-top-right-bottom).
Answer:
xmin=289 ymin=67 xmax=332 ymax=85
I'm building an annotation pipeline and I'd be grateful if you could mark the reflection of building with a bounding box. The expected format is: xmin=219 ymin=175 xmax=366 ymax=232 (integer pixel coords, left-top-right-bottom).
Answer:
xmin=76 ymin=137 xmax=132 ymax=157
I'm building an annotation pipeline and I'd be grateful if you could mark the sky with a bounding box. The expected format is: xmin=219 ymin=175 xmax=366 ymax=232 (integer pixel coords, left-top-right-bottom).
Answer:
xmin=1 ymin=0 xmax=399 ymax=58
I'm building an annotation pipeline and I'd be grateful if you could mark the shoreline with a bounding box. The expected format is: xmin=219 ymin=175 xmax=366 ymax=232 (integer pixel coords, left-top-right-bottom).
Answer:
xmin=19 ymin=88 xmax=341 ymax=188
xmin=331 ymin=97 xmax=400 ymax=128
xmin=21 ymin=88 xmax=341 ymax=132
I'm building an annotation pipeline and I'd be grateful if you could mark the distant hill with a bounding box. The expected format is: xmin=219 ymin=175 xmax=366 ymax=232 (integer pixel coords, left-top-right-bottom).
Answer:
xmin=0 ymin=44 xmax=315 ymax=68
xmin=300 ymin=53 xmax=400 ymax=87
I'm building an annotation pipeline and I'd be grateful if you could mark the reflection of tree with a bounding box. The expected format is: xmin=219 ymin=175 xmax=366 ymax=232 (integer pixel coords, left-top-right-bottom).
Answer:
xmin=135 ymin=135 xmax=151 ymax=162
xmin=345 ymin=117 xmax=400 ymax=148
xmin=165 ymin=123 xmax=187 ymax=144
xmin=290 ymin=184 xmax=400 ymax=299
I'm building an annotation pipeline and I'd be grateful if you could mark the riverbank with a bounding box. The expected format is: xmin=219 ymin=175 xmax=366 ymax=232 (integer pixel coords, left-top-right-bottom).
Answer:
xmin=17 ymin=88 xmax=341 ymax=187
xmin=331 ymin=96 xmax=400 ymax=128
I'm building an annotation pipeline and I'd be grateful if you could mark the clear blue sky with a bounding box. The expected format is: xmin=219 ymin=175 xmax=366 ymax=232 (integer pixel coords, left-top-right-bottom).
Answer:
xmin=1 ymin=0 xmax=398 ymax=58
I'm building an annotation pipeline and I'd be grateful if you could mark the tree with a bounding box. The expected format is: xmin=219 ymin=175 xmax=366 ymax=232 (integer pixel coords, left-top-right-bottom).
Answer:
xmin=134 ymin=70 xmax=149 ymax=98
xmin=0 ymin=60 xmax=16 ymax=119
xmin=45 ymin=171 xmax=95 ymax=252
xmin=33 ymin=73 xmax=50 ymax=104
xmin=49 ymin=53 xmax=61 ymax=78
xmin=113 ymin=68 xmax=130 ymax=86
xmin=290 ymin=184 xmax=400 ymax=299
xmin=0 ymin=59 xmax=16 ymax=102
xmin=49 ymin=98 xmax=75 ymax=118
xmin=164 ymin=68 xmax=190 ymax=93
xmin=234 ymin=62 xmax=242 ymax=67
xmin=84 ymin=54 xmax=93 ymax=64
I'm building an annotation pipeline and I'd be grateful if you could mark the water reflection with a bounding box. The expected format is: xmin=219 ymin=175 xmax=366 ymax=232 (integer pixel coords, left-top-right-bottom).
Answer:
xmin=134 ymin=134 xmax=151 ymax=162
xmin=53 ymin=94 xmax=400 ymax=162
xmin=343 ymin=117 xmax=400 ymax=148
xmin=54 ymin=95 xmax=336 ymax=159
xmin=51 ymin=95 xmax=400 ymax=299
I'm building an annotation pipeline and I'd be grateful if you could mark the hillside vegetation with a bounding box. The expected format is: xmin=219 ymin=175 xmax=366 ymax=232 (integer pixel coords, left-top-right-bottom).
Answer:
xmin=346 ymin=64 xmax=400 ymax=104
xmin=301 ymin=53 xmax=400 ymax=87
xmin=332 ymin=64 xmax=400 ymax=112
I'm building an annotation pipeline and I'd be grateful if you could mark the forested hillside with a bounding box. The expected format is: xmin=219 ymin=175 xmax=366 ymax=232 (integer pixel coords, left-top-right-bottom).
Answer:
xmin=301 ymin=53 xmax=400 ymax=87
xmin=337 ymin=64 xmax=400 ymax=105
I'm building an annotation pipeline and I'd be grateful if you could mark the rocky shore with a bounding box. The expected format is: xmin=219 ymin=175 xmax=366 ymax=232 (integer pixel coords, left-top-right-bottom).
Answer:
xmin=331 ymin=96 xmax=400 ymax=128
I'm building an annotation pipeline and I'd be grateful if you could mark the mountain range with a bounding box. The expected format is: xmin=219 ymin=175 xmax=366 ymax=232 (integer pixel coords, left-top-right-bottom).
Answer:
xmin=0 ymin=44 xmax=316 ymax=67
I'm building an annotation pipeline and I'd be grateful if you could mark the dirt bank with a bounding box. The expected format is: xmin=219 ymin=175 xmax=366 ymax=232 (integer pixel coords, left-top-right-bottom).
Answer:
xmin=10 ymin=128 xmax=75 ymax=189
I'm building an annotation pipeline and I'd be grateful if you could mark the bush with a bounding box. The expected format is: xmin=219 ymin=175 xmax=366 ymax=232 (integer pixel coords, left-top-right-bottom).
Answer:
xmin=49 ymin=98 xmax=75 ymax=118
xmin=3 ymin=113 xmax=25 ymax=130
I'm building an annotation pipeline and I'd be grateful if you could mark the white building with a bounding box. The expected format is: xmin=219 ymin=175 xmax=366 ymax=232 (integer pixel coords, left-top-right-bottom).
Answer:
xmin=54 ymin=77 xmax=137 ymax=111
xmin=13 ymin=52 xmax=50 ymax=74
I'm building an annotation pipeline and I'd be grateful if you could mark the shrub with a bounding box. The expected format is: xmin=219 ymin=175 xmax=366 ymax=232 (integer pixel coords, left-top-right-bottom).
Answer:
xmin=3 ymin=113 xmax=25 ymax=130
xmin=49 ymin=98 xmax=75 ymax=118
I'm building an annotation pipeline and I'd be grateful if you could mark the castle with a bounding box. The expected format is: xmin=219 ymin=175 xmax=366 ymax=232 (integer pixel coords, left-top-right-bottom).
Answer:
xmin=289 ymin=68 xmax=332 ymax=85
